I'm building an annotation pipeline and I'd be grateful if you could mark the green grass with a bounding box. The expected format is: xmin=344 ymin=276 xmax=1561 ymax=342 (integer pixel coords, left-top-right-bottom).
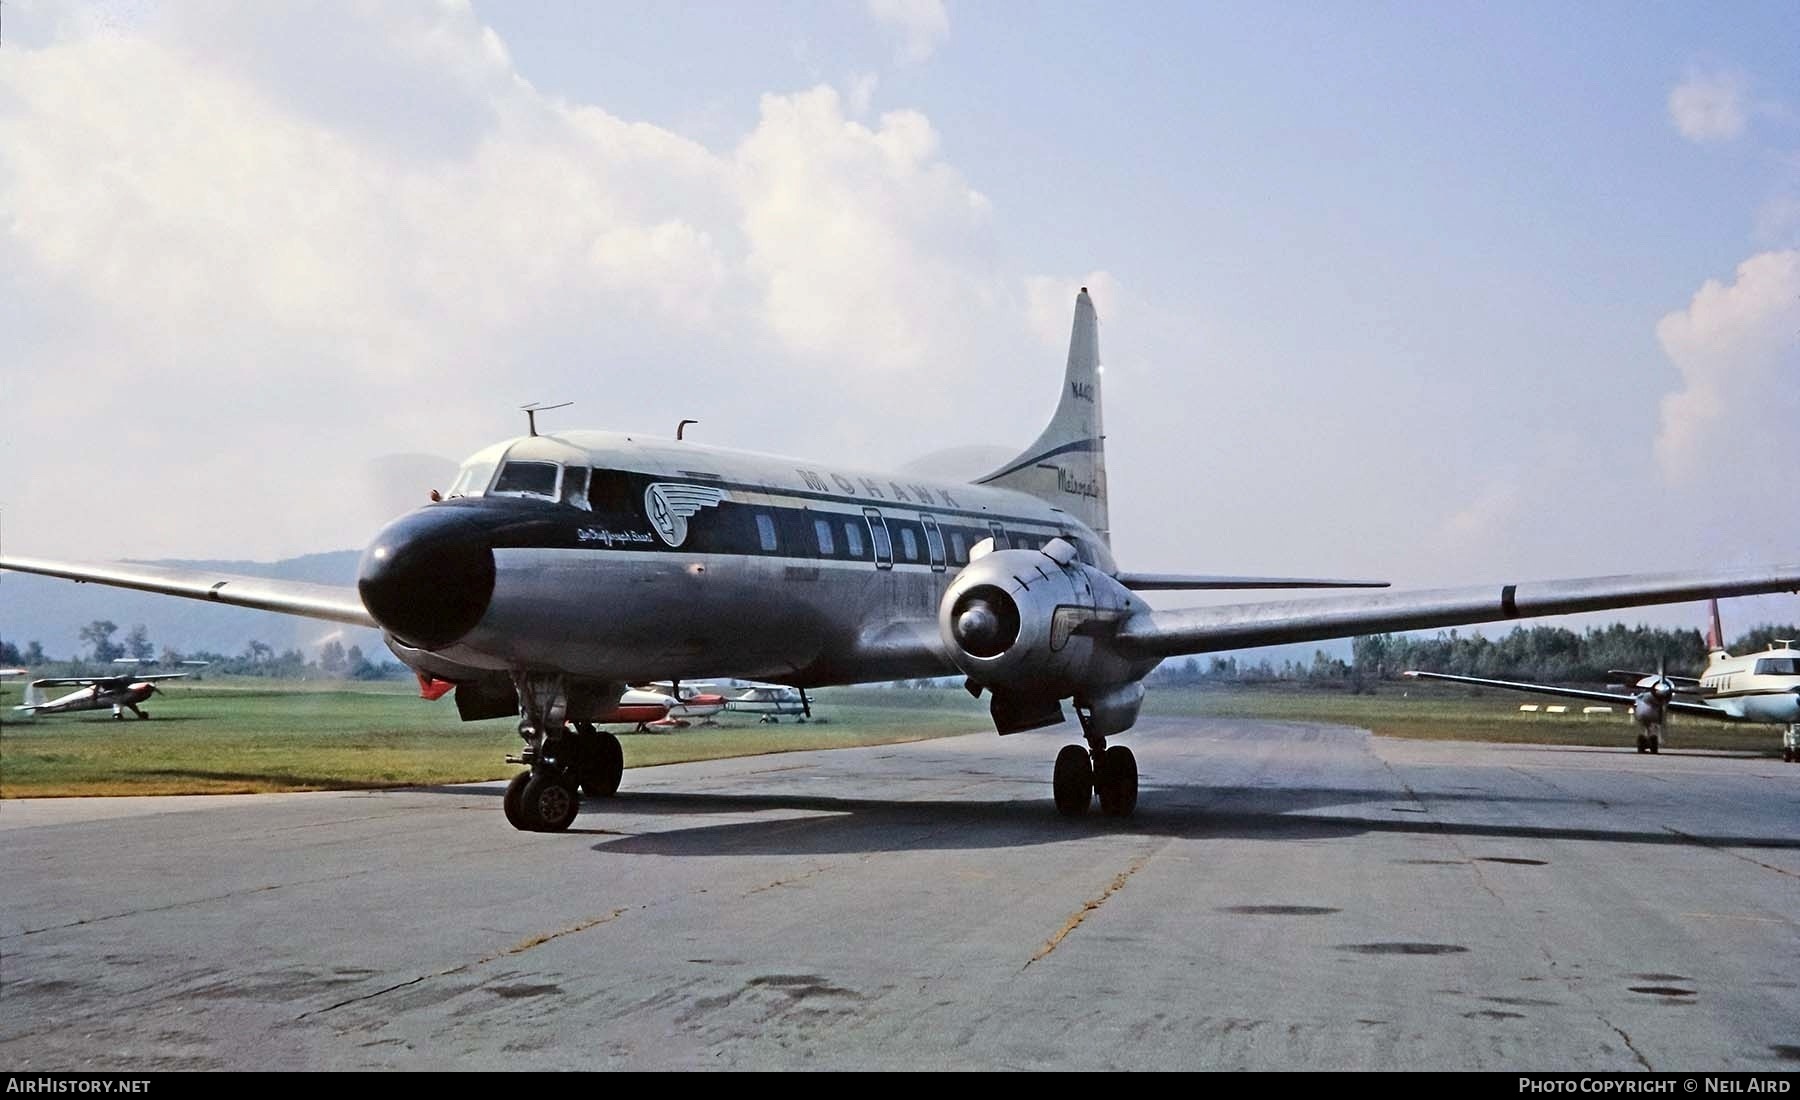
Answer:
xmin=2 ymin=678 xmax=1783 ymax=799
xmin=0 ymin=681 xmax=990 ymax=798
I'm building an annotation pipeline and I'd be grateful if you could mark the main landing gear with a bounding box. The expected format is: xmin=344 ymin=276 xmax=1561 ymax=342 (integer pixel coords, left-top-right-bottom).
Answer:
xmin=1636 ymin=726 xmax=1661 ymax=755
xmin=112 ymin=704 xmax=149 ymax=720
xmin=1052 ymin=707 xmax=1137 ymax=819
xmin=503 ymin=674 xmax=627 ymax=833
xmin=1782 ymin=724 xmax=1799 ymax=764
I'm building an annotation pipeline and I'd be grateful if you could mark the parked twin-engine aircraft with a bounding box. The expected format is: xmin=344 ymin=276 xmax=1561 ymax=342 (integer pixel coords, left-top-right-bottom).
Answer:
xmin=1404 ymin=600 xmax=1800 ymax=760
xmin=6 ymin=289 xmax=1800 ymax=830
xmin=14 ymin=671 xmax=192 ymax=720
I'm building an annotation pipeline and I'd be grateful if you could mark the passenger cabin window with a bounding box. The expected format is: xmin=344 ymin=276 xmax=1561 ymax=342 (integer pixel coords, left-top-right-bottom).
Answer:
xmin=921 ymin=516 xmax=946 ymax=572
xmin=899 ymin=528 xmax=919 ymax=561
xmin=988 ymin=522 xmax=1009 ymax=549
xmin=864 ymin=508 xmax=893 ymax=570
xmin=756 ymin=513 xmax=779 ymax=552
xmin=447 ymin=460 xmax=497 ymax=498
xmin=813 ymin=518 xmax=835 ymax=555
xmin=560 ymin=467 xmax=590 ymax=510
xmin=1753 ymin=657 xmax=1800 ymax=676
xmin=950 ymin=532 xmax=967 ymax=564
xmin=844 ymin=521 xmax=865 ymax=558
xmin=588 ymin=469 xmax=634 ymax=513
xmin=491 ymin=461 xmax=560 ymax=500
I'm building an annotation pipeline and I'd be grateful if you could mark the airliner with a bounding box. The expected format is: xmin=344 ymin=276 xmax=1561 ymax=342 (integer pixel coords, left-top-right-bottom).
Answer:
xmin=7 ymin=289 xmax=1800 ymax=832
xmin=1405 ymin=600 xmax=1800 ymax=759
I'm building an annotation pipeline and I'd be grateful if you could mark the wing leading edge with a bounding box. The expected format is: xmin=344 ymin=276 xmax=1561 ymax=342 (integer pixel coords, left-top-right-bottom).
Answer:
xmin=0 ymin=556 xmax=375 ymax=629
xmin=1116 ymin=573 xmax=1389 ymax=591
xmin=1112 ymin=566 xmax=1800 ymax=660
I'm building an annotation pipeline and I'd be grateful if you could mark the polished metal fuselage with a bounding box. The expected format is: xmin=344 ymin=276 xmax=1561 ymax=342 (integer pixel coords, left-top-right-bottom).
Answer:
xmin=398 ymin=431 xmax=1113 ymax=688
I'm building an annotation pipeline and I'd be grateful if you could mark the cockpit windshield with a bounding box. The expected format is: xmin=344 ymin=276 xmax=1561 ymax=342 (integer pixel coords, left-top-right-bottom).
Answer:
xmin=490 ymin=461 xmax=561 ymax=501
xmin=446 ymin=460 xmax=497 ymax=498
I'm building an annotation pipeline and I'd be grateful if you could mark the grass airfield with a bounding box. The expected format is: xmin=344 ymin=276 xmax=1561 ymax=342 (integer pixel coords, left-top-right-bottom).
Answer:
xmin=0 ymin=678 xmax=1784 ymax=798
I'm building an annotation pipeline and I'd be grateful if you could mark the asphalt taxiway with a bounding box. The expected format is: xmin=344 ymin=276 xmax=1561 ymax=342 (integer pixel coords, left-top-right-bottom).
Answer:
xmin=2 ymin=718 xmax=1797 ymax=1070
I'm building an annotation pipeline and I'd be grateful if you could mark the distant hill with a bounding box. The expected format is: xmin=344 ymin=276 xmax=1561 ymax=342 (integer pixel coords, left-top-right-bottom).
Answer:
xmin=0 ymin=550 xmax=384 ymax=660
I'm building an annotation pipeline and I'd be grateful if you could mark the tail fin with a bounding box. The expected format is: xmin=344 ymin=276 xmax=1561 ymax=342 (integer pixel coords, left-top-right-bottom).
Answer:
xmin=975 ymin=287 xmax=1108 ymax=542
xmin=1706 ymin=598 xmax=1727 ymax=654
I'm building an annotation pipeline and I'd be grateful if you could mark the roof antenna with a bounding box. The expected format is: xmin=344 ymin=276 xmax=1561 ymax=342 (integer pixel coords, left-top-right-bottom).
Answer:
xmin=521 ymin=401 xmax=572 ymax=437
xmin=677 ymin=419 xmax=699 ymax=441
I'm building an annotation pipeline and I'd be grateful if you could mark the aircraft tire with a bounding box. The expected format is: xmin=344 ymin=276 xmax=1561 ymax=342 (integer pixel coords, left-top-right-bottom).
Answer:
xmin=1636 ymin=735 xmax=1647 ymax=754
xmin=1648 ymin=736 xmax=1660 ymax=755
xmin=581 ymin=733 xmax=624 ymax=799
xmin=1096 ymin=745 xmax=1138 ymax=818
xmin=503 ymin=770 xmax=532 ymax=831
xmin=522 ymin=771 xmax=580 ymax=832
xmin=1053 ymin=745 xmax=1093 ymax=818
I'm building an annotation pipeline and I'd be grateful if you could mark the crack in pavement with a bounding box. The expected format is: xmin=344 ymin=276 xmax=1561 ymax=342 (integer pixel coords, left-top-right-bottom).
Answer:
xmin=1023 ymin=844 xmax=1162 ymax=970
xmin=1663 ymin=826 xmax=1798 ymax=880
xmin=296 ymin=907 xmax=631 ymax=1020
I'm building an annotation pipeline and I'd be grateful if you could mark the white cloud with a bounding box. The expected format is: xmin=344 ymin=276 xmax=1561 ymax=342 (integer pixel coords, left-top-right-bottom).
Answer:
xmin=867 ymin=0 xmax=950 ymax=65
xmin=1654 ymin=250 xmax=1800 ymax=480
xmin=0 ymin=1 xmax=1023 ymax=559
xmin=1668 ymin=70 xmax=1748 ymax=143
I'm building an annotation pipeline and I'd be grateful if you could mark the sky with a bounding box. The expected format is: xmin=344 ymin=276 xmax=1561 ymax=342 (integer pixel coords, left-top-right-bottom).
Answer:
xmin=3 ymin=1 xmax=1799 ymax=634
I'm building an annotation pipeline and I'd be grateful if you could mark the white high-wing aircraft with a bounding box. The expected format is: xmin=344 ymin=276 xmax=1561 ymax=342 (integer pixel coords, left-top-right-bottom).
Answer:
xmin=7 ymin=289 xmax=1800 ymax=832
xmin=725 ymin=683 xmax=809 ymax=723
xmin=1405 ymin=600 xmax=1800 ymax=759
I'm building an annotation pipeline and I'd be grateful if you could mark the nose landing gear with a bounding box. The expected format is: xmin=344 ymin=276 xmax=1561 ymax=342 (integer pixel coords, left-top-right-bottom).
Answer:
xmin=503 ymin=675 xmax=628 ymax=832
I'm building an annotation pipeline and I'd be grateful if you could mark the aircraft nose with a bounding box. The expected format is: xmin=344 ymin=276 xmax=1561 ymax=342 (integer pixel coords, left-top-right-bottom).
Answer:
xmin=357 ymin=508 xmax=496 ymax=648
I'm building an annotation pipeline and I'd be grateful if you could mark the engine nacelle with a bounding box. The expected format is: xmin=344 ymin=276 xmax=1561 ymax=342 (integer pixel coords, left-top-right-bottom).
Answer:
xmin=937 ymin=538 xmax=1157 ymax=734
xmin=1631 ymin=692 xmax=1664 ymax=727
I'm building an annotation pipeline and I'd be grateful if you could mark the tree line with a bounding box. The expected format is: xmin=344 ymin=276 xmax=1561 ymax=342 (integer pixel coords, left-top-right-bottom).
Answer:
xmin=0 ymin=621 xmax=404 ymax=680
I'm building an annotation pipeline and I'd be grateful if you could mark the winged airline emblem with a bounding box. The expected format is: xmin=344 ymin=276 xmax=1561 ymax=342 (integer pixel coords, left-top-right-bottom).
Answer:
xmin=644 ymin=483 xmax=729 ymax=547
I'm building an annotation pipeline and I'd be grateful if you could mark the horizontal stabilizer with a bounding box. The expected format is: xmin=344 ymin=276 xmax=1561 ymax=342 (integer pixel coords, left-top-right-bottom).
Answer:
xmin=1118 ymin=573 xmax=1389 ymax=591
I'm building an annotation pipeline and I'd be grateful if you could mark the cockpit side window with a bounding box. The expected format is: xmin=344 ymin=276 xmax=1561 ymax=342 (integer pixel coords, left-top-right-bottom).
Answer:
xmin=588 ymin=469 xmax=634 ymax=514
xmin=561 ymin=467 xmax=590 ymax=510
xmin=447 ymin=460 xmax=497 ymax=498
xmin=491 ymin=461 xmax=560 ymax=500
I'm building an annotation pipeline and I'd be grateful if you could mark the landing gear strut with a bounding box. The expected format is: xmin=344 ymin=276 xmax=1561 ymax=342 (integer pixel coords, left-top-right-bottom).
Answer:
xmin=502 ymin=674 xmax=627 ymax=833
xmin=1783 ymin=724 xmax=1798 ymax=764
xmin=1052 ymin=706 xmax=1137 ymax=819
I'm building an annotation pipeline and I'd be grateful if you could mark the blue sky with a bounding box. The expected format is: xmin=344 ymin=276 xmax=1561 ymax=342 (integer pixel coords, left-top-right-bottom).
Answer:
xmin=2 ymin=0 xmax=1798 ymax=632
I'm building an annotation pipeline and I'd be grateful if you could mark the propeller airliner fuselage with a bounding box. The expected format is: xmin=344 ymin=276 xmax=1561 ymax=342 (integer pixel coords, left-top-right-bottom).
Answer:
xmin=8 ymin=288 xmax=1800 ymax=831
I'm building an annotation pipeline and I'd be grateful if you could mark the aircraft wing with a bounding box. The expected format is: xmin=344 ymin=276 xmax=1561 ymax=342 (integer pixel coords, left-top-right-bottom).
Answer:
xmin=1606 ymin=669 xmax=1703 ymax=690
xmin=0 ymin=556 xmax=375 ymax=628
xmin=1112 ymin=565 xmax=1800 ymax=660
xmin=1400 ymin=670 xmax=1728 ymax=718
xmin=1117 ymin=573 xmax=1389 ymax=591
xmin=22 ymin=677 xmax=105 ymax=688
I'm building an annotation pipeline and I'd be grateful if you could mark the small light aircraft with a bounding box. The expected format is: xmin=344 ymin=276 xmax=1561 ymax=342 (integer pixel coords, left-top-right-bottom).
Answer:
xmin=725 ymin=683 xmax=810 ymax=723
xmin=15 ymin=671 xmax=192 ymax=720
xmin=7 ymin=288 xmax=1800 ymax=831
xmin=1405 ymin=600 xmax=1800 ymax=759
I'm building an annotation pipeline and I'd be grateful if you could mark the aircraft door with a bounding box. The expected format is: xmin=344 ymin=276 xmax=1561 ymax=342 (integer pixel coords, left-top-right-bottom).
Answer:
xmin=863 ymin=508 xmax=894 ymax=570
xmin=920 ymin=515 xmax=947 ymax=572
